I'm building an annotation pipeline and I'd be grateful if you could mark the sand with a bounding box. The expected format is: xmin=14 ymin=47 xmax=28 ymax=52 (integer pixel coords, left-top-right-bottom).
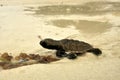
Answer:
xmin=0 ymin=0 xmax=120 ymax=80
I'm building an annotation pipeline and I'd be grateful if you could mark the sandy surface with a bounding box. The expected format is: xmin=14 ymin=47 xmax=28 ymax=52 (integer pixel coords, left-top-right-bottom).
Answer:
xmin=0 ymin=0 xmax=120 ymax=80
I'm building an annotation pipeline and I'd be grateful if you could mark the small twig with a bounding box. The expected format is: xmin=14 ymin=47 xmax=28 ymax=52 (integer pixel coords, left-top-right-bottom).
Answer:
xmin=38 ymin=35 xmax=42 ymax=40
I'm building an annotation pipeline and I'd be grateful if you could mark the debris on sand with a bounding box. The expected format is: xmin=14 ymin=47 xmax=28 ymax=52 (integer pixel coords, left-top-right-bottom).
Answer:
xmin=0 ymin=53 xmax=13 ymax=62
xmin=0 ymin=53 xmax=60 ymax=70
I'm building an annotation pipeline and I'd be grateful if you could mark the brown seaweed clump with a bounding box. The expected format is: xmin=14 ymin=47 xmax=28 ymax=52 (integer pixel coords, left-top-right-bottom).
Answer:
xmin=38 ymin=55 xmax=60 ymax=63
xmin=0 ymin=52 xmax=60 ymax=70
xmin=0 ymin=53 xmax=13 ymax=62
xmin=15 ymin=53 xmax=29 ymax=61
xmin=28 ymin=54 xmax=41 ymax=60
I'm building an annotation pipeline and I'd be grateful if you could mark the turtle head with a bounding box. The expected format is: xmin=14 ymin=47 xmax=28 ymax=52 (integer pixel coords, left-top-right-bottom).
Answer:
xmin=40 ymin=38 xmax=58 ymax=50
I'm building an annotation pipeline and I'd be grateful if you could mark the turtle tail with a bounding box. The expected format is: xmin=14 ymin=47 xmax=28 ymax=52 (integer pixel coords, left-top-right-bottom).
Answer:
xmin=87 ymin=48 xmax=102 ymax=56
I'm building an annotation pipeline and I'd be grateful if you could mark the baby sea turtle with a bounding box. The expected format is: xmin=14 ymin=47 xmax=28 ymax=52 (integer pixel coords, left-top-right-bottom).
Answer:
xmin=40 ymin=38 xmax=102 ymax=59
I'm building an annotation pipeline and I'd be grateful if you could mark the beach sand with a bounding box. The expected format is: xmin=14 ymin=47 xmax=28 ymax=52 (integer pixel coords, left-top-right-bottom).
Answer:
xmin=0 ymin=0 xmax=120 ymax=80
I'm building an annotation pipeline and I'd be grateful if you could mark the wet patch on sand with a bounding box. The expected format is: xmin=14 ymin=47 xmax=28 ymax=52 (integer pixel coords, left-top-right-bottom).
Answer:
xmin=24 ymin=1 xmax=120 ymax=16
xmin=113 ymin=12 xmax=120 ymax=16
xmin=48 ymin=19 xmax=112 ymax=35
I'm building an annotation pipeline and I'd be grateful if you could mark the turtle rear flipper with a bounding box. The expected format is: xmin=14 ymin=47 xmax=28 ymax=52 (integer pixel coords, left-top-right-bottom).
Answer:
xmin=87 ymin=48 xmax=102 ymax=56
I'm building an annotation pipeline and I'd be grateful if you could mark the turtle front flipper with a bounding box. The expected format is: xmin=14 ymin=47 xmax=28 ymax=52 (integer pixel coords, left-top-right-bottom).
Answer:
xmin=87 ymin=48 xmax=102 ymax=56
xmin=56 ymin=50 xmax=67 ymax=58
xmin=67 ymin=53 xmax=77 ymax=59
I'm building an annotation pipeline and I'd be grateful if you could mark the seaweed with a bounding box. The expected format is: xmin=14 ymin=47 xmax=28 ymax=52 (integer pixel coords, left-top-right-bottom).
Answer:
xmin=0 ymin=53 xmax=60 ymax=70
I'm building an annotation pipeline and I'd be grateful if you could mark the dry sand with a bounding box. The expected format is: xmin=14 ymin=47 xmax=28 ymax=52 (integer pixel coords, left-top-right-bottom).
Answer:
xmin=0 ymin=0 xmax=120 ymax=80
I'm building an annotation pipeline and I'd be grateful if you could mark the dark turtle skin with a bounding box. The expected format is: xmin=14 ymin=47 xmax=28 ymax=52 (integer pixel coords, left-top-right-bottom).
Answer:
xmin=40 ymin=38 xmax=102 ymax=59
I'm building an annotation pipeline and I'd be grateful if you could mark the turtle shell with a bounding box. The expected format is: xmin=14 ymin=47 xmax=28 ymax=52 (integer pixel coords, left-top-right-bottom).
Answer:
xmin=59 ymin=39 xmax=93 ymax=53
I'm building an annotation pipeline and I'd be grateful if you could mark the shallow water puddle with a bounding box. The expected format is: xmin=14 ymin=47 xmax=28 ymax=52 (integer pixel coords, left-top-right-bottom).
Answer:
xmin=48 ymin=19 xmax=112 ymax=35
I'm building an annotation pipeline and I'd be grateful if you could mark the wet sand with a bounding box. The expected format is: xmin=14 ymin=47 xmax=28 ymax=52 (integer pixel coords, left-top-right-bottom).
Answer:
xmin=0 ymin=0 xmax=120 ymax=80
